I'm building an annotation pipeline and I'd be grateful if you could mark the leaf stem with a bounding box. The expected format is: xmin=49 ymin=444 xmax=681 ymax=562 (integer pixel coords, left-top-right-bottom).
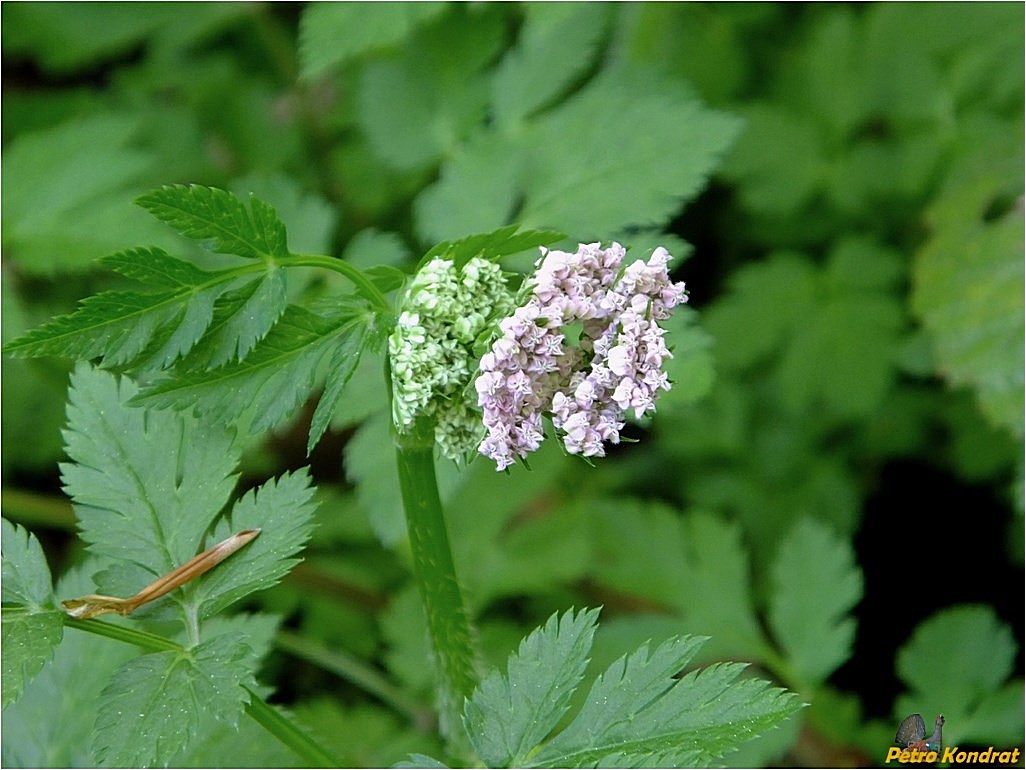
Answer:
xmin=64 ymin=616 xmax=181 ymax=652
xmin=282 ymin=253 xmax=390 ymax=310
xmin=63 ymin=616 xmax=341 ymax=766
xmin=394 ymin=416 xmax=478 ymax=756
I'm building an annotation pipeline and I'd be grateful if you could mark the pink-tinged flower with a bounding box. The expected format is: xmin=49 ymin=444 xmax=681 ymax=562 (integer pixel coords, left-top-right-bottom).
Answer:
xmin=475 ymin=242 xmax=687 ymax=470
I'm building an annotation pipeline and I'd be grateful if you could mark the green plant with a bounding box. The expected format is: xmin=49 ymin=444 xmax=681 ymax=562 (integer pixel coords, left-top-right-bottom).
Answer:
xmin=3 ymin=4 xmax=1021 ymax=768
xmin=3 ymin=185 xmax=800 ymax=766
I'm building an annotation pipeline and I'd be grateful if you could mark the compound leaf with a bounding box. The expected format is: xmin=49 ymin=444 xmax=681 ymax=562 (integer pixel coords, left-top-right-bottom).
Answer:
xmin=92 ymin=632 xmax=256 ymax=767
xmin=192 ymin=469 xmax=318 ymax=619
xmin=60 ymin=363 xmax=239 ymax=572
xmin=464 ymin=608 xmax=600 ymax=767
xmin=768 ymin=518 xmax=863 ymax=687
xmin=135 ymin=185 xmax=289 ymax=261
xmin=1 ymin=519 xmax=63 ymax=707
xmin=530 ymin=636 xmax=800 ymax=767
xmin=2 ymin=247 xmax=236 ymax=369
xmin=180 ymin=270 xmax=288 ymax=370
xmin=135 ymin=303 xmax=369 ymax=435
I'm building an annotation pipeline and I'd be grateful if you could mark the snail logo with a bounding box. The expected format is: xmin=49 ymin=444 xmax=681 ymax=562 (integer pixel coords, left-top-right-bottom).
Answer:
xmin=895 ymin=713 xmax=945 ymax=753
xmin=885 ymin=713 xmax=1022 ymax=765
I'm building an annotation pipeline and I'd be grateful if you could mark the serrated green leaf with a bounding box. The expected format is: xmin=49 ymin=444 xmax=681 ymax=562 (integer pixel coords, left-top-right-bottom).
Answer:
xmin=99 ymin=246 xmax=213 ymax=287
xmin=464 ymin=608 xmax=600 ymax=767
xmin=3 ymin=250 xmax=237 ymax=368
xmin=308 ymin=325 xmax=367 ymax=454
xmin=417 ymin=68 xmax=741 ymax=241
xmin=911 ymin=165 xmax=1025 ymax=439
xmin=192 ymin=469 xmax=318 ymax=619
xmin=1 ymin=518 xmax=56 ymax=605
xmin=418 ymin=224 xmax=566 ymax=272
xmin=356 ymin=6 xmax=506 ymax=171
xmin=530 ymin=636 xmax=800 ymax=767
xmin=60 ymin=363 xmax=239 ymax=571
xmin=135 ymin=303 xmax=367 ymax=435
xmin=136 ymin=184 xmax=289 ymax=261
xmin=414 ymin=130 xmax=525 ymax=244
xmin=230 ymin=171 xmax=338 ymax=257
xmin=1 ymin=113 xmax=159 ymax=274
xmin=92 ymin=632 xmax=256 ymax=767
xmin=491 ymin=4 xmax=612 ymax=126
xmin=1 ymin=609 xmax=64 ymax=709
xmin=676 ymin=512 xmax=771 ymax=661
xmin=592 ymin=503 xmax=769 ymax=662
xmin=896 ymin=605 xmax=1017 ymax=714
xmin=0 ymin=521 xmax=63 ymax=707
xmin=298 ymin=2 xmax=447 ymax=79
xmin=179 ymin=271 xmax=288 ymax=370
xmin=2 ymin=560 xmax=137 ymax=767
xmin=768 ymin=518 xmax=863 ymax=687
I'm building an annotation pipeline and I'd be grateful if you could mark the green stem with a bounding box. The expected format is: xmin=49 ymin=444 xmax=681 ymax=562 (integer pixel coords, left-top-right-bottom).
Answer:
xmin=394 ymin=418 xmax=478 ymax=756
xmin=64 ymin=616 xmax=181 ymax=652
xmin=281 ymin=253 xmax=390 ymax=310
xmin=63 ymin=617 xmax=341 ymax=767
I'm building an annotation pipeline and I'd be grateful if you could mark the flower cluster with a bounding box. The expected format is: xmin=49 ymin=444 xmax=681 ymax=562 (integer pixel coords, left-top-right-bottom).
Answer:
xmin=389 ymin=257 xmax=513 ymax=459
xmin=475 ymin=243 xmax=687 ymax=471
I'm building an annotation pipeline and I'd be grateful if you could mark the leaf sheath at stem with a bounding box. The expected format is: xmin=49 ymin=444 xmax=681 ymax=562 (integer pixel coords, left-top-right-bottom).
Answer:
xmin=394 ymin=419 xmax=478 ymax=752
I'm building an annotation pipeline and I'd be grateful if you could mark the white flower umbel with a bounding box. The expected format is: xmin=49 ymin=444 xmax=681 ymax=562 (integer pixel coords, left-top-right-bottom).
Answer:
xmin=389 ymin=257 xmax=513 ymax=459
xmin=475 ymin=243 xmax=687 ymax=471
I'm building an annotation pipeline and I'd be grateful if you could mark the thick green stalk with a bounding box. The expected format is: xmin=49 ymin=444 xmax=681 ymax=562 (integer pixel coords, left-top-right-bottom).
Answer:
xmin=394 ymin=417 xmax=478 ymax=755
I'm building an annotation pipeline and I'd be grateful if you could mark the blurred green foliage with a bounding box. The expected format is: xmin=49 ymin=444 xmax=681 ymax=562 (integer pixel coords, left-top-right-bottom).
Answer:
xmin=2 ymin=3 xmax=1022 ymax=767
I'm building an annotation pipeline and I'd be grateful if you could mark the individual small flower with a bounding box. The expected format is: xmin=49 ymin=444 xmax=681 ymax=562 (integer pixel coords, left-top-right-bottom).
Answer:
xmin=389 ymin=256 xmax=513 ymax=459
xmin=475 ymin=243 xmax=687 ymax=470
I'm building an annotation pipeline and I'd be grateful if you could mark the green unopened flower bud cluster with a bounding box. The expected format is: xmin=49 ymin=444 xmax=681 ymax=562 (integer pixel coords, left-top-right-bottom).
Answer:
xmin=389 ymin=256 xmax=513 ymax=459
